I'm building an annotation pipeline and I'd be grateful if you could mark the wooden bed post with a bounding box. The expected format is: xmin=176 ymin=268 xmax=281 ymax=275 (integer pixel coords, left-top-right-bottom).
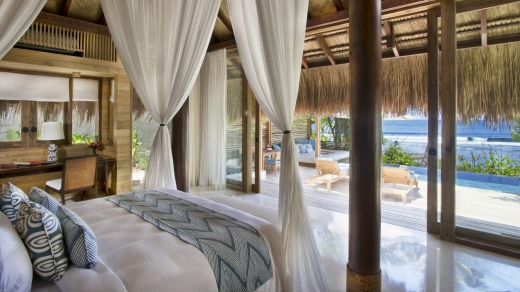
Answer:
xmin=440 ymin=0 xmax=457 ymax=242
xmin=347 ymin=0 xmax=382 ymax=280
xmin=427 ymin=9 xmax=440 ymax=234
xmin=172 ymin=99 xmax=189 ymax=192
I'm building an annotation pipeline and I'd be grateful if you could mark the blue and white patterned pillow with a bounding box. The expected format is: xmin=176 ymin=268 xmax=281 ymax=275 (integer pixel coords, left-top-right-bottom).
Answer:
xmin=15 ymin=200 xmax=68 ymax=281
xmin=29 ymin=187 xmax=60 ymax=214
xmin=56 ymin=205 xmax=97 ymax=269
xmin=0 ymin=183 xmax=29 ymax=225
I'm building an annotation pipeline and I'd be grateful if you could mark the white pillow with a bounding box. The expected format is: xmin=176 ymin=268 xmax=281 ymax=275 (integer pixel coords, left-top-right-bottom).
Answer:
xmin=298 ymin=144 xmax=307 ymax=153
xmin=0 ymin=211 xmax=32 ymax=292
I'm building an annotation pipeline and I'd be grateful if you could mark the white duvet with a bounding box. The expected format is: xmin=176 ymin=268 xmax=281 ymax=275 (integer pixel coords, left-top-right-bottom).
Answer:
xmin=32 ymin=188 xmax=282 ymax=292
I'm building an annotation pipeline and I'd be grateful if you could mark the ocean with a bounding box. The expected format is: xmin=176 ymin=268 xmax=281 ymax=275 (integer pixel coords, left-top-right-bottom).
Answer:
xmin=382 ymin=119 xmax=512 ymax=139
xmin=382 ymin=119 xmax=520 ymax=163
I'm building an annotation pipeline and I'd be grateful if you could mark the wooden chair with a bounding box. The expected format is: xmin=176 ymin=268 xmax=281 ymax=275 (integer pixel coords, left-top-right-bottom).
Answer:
xmin=314 ymin=158 xmax=349 ymax=179
xmin=381 ymin=166 xmax=419 ymax=204
xmin=46 ymin=155 xmax=98 ymax=204
xmin=308 ymin=159 xmax=350 ymax=191
xmin=265 ymin=152 xmax=281 ymax=176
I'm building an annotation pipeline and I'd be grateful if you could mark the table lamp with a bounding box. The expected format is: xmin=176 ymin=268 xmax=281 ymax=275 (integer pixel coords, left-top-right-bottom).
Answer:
xmin=40 ymin=122 xmax=65 ymax=162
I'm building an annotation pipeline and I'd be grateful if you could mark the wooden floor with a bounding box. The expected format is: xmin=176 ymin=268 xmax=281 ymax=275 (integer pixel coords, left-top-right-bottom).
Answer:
xmin=256 ymin=165 xmax=520 ymax=238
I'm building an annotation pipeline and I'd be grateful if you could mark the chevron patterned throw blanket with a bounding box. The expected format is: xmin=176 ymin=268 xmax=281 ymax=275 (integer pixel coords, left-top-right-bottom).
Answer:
xmin=105 ymin=190 xmax=273 ymax=292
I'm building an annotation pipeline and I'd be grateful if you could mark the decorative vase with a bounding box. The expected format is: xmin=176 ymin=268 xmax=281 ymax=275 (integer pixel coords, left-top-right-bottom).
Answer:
xmin=92 ymin=147 xmax=97 ymax=155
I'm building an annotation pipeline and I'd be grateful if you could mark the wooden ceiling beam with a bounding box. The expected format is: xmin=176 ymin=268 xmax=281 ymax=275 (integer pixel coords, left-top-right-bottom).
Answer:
xmin=36 ymin=11 xmax=110 ymax=35
xmin=331 ymin=0 xmax=345 ymax=11
xmin=302 ymin=56 xmax=309 ymax=69
xmin=208 ymin=0 xmax=519 ymax=52
xmin=229 ymin=57 xmax=242 ymax=72
xmin=429 ymin=0 xmax=520 ymax=16
xmin=98 ymin=12 xmax=107 ymax=26
xmin=383 ymin=21 xmax=400 ymax=57
xmin=315 ymin=34 xmax=336 ymax=65
xmin=480 ymin=10 xmax=488 ymax=46
xmin=218 ymin=10 xmax=234 ymax=33
xmin=62 ymin=0 xmax=73 ymax=16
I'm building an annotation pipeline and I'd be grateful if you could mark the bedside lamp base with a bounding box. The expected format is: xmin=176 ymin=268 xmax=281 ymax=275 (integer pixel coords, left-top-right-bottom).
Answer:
xmin=47 ymin=141 xmax=58 ymax=162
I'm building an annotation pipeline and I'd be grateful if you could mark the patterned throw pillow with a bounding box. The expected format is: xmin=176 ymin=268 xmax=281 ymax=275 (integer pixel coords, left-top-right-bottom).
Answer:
xmin=56 ymin=206 xmax=97 ymax=269
xmin=29 ymin=187 xmax=60 ymax=214
xmin=16 ymin=200 xmax=68 ymax=281
xmin=0 ymin=183 xmax=29 ymax=225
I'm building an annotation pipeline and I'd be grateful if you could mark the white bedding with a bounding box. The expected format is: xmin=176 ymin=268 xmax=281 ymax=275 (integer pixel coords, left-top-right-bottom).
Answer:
xmin=32 ymin=188 xmax=281 ymax=292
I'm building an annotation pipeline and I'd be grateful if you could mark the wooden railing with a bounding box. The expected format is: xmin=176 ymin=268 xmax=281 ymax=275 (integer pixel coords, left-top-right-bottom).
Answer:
xmin=18 ymin=22 xmax=117 ymax=62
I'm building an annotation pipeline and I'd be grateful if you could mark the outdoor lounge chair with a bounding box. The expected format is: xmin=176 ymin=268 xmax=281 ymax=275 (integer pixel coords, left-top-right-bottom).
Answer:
xmin=308 ymin=158 xmax=350 ymax=191
xmin=381 ymin=166 xmax=419 ymax=203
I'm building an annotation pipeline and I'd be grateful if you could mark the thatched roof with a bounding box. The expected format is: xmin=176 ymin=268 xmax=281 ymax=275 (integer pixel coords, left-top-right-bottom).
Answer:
xmin=17 ymin=0 xmax=520 ymax=127
xmin=297 ymin=42 xmax=520 ymax=126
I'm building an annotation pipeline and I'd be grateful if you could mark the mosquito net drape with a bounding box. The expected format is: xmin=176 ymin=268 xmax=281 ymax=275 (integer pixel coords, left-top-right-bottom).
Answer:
xmin=0 ymin=0 xmax=45 ymax=59
xmin=189 ymin=49 xmax=227 ymax=190
xmin=101 ymin=0 xmax=220 ymax=189
xmin=229 ymin=1 xmax=328 ymax=291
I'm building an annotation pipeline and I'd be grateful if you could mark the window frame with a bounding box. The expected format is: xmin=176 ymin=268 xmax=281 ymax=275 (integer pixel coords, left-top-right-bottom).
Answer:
xmin=0 ymin=71 xmax=102 ymax=148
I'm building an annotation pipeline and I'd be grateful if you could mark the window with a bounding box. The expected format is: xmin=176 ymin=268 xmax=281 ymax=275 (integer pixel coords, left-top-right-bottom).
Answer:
xmin=0 ymin=100 xmax=21 ymax=143
xmin=0 ymin=71 xmax=100 ymax=147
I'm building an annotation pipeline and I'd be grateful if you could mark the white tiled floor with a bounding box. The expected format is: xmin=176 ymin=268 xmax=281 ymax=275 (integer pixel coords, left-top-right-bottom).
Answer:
xmin=190 ymin=186 xmax=520 ymax=292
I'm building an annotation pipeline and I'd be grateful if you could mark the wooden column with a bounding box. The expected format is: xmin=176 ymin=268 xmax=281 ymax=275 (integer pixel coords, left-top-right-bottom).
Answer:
xmin=440 ymin=0 xmax=457 ymax=241
xmin=427 ymin=10 xmax=440 ymax=234
xmin=253 ymin=100 xmax=261 ymax=193
xmin=266 ymin=121 xmax=272 ymax=147
xmin=172 ymin=99 xmax=189 ymax=192
xmin=315 ymin=115 xmax=321 ymax=158
xmin=242 ymin=80 xmax=252 ymax=193
xmin=348 ymin=0 xmax=382 ymax=276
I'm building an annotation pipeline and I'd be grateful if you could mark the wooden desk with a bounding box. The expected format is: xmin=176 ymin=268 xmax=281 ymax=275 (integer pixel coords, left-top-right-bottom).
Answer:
xmin=0 ymin=157 xmax=115 ymax=195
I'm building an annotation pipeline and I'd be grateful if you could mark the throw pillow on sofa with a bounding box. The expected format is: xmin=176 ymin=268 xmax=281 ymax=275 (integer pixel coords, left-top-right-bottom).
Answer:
xmin=56 ymin=205 xmax=98 ymax=269
xmin=16 ymin=200 xmax=68 ymax=281
xmin=29 ymin=187 xmax=60 ymax=214
xmin=0 ymin=183 xmax=29 ymax=225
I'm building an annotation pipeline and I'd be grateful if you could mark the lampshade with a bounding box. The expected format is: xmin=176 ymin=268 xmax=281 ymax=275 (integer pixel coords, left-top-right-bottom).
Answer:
xmin=40 ymin=122 xmax=65 ymax=141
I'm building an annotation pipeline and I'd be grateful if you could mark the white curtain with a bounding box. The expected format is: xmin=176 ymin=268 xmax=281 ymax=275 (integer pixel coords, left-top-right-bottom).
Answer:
xmin=189 ymin=50 xmax=227 ymax=189
xmin=101 ymin=0 xmax=220 ymax=189
xmin=0 ymin=0 xmax=45 ymax=59
xmin=198 ymin=49 xmax=227 ymax=189
xmin=189 ymin=76 xmax=201 ymax=186
xmin=229 ymin=1 xmax=328 ymax=291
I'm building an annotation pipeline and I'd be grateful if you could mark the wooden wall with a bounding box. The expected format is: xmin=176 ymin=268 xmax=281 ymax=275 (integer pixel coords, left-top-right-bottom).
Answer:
xmin=0 ymin=48 xmax=132 ymax=195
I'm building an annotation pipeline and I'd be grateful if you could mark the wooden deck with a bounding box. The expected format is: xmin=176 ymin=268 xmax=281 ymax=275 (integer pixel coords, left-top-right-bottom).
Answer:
xmin=256 ymin=165 xmax=520 ymax=238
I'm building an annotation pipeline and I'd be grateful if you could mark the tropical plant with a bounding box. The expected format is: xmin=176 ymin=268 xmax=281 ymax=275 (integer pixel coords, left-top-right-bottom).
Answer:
xmin=511 ymin=115 xmax=520 ymax=142
xmin=5 ymin=129 xmax=20 ymax=141
xmin=311 ymin=116 xmax=350 ymax=150
xmin=72 ymin=133 xmax=96 ymax=144
xmin=457 ymin=148 xmax=520 ymax=177
xmin=132 ymin=129 xmax=141 ymax=158
xmin=382 ymin=140 xmax=420 ymax=166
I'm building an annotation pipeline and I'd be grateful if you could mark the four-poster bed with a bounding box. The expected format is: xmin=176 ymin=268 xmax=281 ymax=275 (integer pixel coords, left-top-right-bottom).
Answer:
xmin=2 ymin=0 xmax=520 ymax=291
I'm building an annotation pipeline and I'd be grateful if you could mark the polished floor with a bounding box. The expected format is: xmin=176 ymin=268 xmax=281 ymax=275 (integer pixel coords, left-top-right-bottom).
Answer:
xmin=190 ymin=185 xmax=520 ymax=292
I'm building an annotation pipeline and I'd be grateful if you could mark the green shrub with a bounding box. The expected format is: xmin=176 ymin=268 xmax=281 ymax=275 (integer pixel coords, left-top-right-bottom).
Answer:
xmin=382 ymin=140 xmax=420 ymax=166
xmin=457 ymin=149 xmax=520 ymax=177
